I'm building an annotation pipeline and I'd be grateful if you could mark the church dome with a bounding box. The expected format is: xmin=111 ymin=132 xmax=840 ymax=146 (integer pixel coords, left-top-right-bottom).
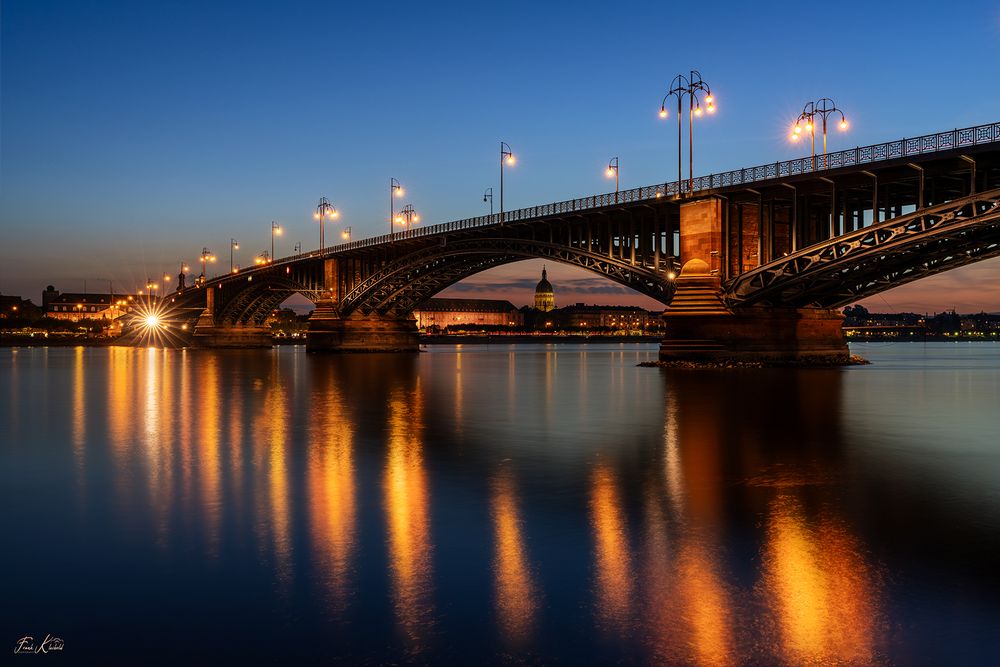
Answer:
xmin=535 ymin=270 xmax=552 ymax=294
xmin=534 ymin=267 xmax=555 ymax=312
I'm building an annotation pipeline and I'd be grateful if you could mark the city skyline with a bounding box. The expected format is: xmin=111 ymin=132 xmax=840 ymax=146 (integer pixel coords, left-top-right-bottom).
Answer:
xmin=2 ymin=1 xmax=1000 ymax=311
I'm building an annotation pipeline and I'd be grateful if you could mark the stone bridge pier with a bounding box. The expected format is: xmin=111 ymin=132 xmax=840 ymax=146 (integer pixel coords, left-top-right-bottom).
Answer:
xmin=660 ymin=197 xmax=849 ymax=363
xmin=306 ymin=258 xmax=419 ymax=353
xmin=191 ymin=286 xmax=274 ymax=348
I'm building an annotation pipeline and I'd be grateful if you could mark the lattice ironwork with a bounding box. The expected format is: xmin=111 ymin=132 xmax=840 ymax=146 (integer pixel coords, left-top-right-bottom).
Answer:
xmin=725 ymin=189 xmax=1000 ymax=308
xmin=340 ymin=237 xmax=676 ymax=317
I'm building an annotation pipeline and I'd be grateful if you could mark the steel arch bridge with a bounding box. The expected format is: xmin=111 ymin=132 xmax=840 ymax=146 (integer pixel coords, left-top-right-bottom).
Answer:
xmin=150 ymin=121 xmax=1000 ymax=350
xmin=725 ymin=188 xmax=1000 ymax=308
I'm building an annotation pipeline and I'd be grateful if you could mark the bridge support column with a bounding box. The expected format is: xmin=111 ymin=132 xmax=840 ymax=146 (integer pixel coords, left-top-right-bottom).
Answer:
xmin=660 ymin=197 xmax=849 ymax=363
xmin=189 ymin=286 xmax=273 ymax=348
xmin=192 ymin=324 xmax=274 ymax=348
xmin=306 ymin=307 xmax=419 ymax=353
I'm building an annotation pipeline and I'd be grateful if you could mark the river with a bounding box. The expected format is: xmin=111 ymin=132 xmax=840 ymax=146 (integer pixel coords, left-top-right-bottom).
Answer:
xmin=1 ymin=342 xmax=998 ymax=664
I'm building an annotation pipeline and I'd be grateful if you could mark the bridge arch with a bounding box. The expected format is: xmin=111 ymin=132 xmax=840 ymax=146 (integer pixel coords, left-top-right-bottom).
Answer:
xmin=338 ymin=236 xmax=676 ymax=317
xmin=215 ymin=274 xmax=321 ymax=326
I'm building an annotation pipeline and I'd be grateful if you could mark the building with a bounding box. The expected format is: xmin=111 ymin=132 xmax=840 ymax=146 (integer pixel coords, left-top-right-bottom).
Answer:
xmin=42 ymin=286 xmax=141 ymax=322
xmin=534 ymin=267 xmax=555 ymax=311
xmin=413 ymin=298 xmax=522 ymax=331
xmin=553 ymin=303 xmax=657 ymax=331
xmin=0 ymin=293 xmax=42 ymax=320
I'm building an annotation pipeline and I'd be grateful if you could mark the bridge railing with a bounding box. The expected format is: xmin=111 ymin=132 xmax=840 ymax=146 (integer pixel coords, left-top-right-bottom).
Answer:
xmin=286 ymin=121 xmax=1000 ymax=261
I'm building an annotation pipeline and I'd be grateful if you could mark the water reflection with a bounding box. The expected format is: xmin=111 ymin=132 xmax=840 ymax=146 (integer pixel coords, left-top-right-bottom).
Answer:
xmin=6 ymin=344 xmax=998 ymax=664
xmin=307 ymin=362 xmax=356 ymax=618
xmin=198 ymin=352 xmax=221 ymax=556
xmin=762 ymin=493 xmax=881 ymax=665
xmin=633 ymin=368 xmax=884 ymax=665
xmin=639 ymin=377 xmax=735 ymax=666
xmin=384 ymin=377 xmax=434 ymax=650
xmin=491 ymin=467 xmax=538 ymax=644
xmin=590 ymin=462 xmax=633 ymax=632
xmin=256 ymin=363 xmax=293 ymax=593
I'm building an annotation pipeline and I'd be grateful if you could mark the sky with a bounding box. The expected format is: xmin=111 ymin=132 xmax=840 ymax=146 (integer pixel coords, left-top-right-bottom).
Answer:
xmin=2 ymin=0 xmax=999 ymax=313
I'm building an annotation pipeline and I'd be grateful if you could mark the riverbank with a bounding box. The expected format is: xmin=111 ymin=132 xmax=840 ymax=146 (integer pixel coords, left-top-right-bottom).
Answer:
xmin=0 ymin=334 xmax=117 ymax=347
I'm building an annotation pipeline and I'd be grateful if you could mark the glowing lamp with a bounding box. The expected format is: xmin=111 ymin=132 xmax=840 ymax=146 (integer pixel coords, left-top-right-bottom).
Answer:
xmin=839 ymin=119 xmax=848 ymax=130
xmin=693 ymin=107 xmax=703 ymax=116
xmin=659 ymin=107 xmax=668 ymax=119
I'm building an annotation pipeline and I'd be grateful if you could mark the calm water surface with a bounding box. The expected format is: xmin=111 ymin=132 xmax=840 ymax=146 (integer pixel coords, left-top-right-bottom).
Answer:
xmin=2 ymin=342 xmax=999 ymax=665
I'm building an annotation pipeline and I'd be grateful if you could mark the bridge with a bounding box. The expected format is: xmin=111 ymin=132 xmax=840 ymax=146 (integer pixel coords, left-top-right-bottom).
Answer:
xmin=143 ymin=122 xmax=1000 ymax=361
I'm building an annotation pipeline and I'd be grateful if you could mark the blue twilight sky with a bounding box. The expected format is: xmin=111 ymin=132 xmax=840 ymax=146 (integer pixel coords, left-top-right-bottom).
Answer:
xmin=2 ymin=0 xmax=1000 ymax=312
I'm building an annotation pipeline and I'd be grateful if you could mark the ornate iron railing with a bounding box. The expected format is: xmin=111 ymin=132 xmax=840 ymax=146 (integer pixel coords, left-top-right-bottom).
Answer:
xmin=274 ymin=121 xmax=1000 ymax=263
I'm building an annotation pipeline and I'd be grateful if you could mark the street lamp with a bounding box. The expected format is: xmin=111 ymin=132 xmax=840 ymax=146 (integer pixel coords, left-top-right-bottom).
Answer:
xmin=199 ymin=247 xmax=216 ymax=284
xmin=390 ymin=178 xmax=403 ymax=234
xmin=177 ymin=262 xmax=190 ymax=290
xmin=271 ymin=221 xmax=282 ymax=261
xmin=145 ymin=278 xmax=158 ymax=305
xmin=314 ymin=197 xmax=338 ymax=251
xmin=606 ymin=157 xmax=620 ymax=201
xmin=483 ymin=187 xmax=493 ymax=221
xmin=659 ymin=70 xmax=716 ymax=194
xmin=791 ymin=98 xmax=848 ymax=169
xmin=500 ymin=141 xmax=515 ymax=223
xmin=230 ymin=238 xmax=239 ymax=273
xmin=394 ymin=204 xmax=419 ymax=229
xmin=341 ymin=226 xmax=352 ymax=241
xmin=255 ymin=251 xmax=271 ymax=265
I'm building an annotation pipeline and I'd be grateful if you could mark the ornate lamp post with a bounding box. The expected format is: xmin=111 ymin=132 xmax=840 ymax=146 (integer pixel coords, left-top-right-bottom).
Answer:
xmin=483 ymin=187 xmax=493 ymax=221
xmin=199 ymin=247 xmax=216 ymax=284
xmin=390 ymin=178 xmax=403 ymax=234
xmin=314 ymin=197 xmax=338 ymax=251
xmin=230 ymin=238 xmax=239 ymax=273
xmin=145 ymin=278 xmax=158 ymax=305
xmin=500 ymin=141 xmax=515 ymax=222
xmin=271 ymin=221 xmax=282 ymax=261
xmin=606 ymin=156 xmax=620 ymax=201
xmin=341 ymin=226 xmax=352 ymax=241
xmin=791 ymin=98 xmax=848 ymax=169
xmin=394 ymin=204 xmax=419 ymax=229
xmin=659 ymin=70 xmax=716 ymax=194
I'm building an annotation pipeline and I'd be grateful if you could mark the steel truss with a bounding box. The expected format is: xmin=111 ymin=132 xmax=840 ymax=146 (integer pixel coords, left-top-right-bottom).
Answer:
xmin=339 ymin=237 xmax=676 ymax=317
xmin=726 ymin=189 xmax=1000 ymax=308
